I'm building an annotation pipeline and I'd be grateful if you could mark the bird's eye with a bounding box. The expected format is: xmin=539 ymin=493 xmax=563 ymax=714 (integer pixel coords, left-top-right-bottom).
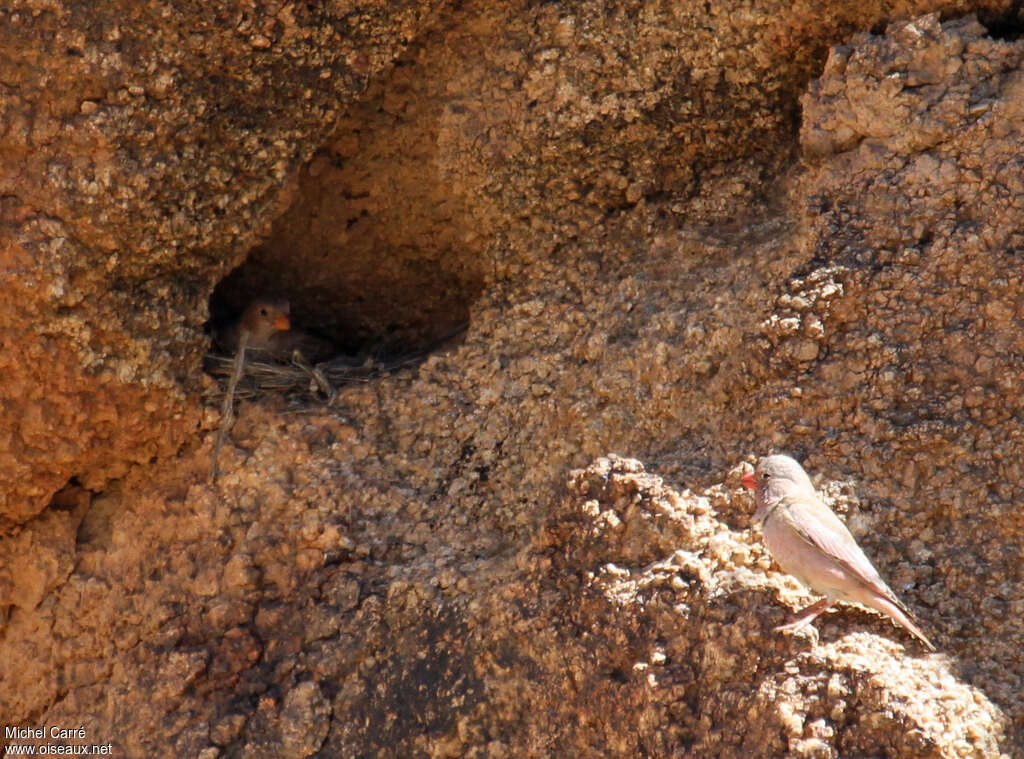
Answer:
xmin=259 ymin=308 xmax=268 ymax=316
xmin=760 ymin=471 xmax=768 ymax=479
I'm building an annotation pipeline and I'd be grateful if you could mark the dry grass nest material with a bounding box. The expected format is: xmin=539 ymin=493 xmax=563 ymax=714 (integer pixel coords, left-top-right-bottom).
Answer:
xmin=203 ymin=351 xmax=422 ymax=403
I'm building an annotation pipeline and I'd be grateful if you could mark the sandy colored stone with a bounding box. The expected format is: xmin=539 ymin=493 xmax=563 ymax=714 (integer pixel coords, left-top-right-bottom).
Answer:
xmin=0 ymin=4 xmax=1023 ymax=759
xmin=0 ymin=0 xmax=446 ymax=523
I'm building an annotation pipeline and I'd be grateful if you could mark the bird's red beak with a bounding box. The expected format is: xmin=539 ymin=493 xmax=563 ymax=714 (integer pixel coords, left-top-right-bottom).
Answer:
xmin=274 ymin=314 xmax=291 ymax=331
xmin=740 ymin=471 xmax=757 ymax=491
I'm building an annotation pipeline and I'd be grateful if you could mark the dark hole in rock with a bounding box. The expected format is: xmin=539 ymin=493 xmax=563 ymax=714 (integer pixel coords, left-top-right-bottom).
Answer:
xmin=209 ymin=212 xmax=476 ymax=362
xmin=206 ymin=238 xmax=473 ymax=396
xmin=979 ymin=5 xmax=1024 ymax=40
xmin=49 ymin=479 xmax=92 ymax=514
xmin=208 ymin=40 xmax=493 ymax=392
xmin=208 ymin=140 xmax=482 ymax=370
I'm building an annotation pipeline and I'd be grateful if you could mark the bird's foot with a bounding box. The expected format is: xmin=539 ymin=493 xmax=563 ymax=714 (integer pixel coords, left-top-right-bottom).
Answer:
xmin=774 ymin=598 xmax=833 ymax=634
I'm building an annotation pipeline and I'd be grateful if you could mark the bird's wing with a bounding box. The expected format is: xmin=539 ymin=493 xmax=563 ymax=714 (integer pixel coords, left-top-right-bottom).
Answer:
xmin=778 ymin=492 xmax=903 ymax=605
xmin=267 ymin=328 xmax=339 ymax=364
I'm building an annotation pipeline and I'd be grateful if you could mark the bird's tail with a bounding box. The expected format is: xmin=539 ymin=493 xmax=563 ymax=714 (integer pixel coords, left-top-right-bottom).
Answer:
xmin=867 ymin=593 xmax=936 ymax=651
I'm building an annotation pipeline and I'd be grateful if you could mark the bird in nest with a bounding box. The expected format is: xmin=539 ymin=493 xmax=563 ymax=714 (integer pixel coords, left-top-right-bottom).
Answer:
xmin=214 ymin=297 xmax=339 ymax=364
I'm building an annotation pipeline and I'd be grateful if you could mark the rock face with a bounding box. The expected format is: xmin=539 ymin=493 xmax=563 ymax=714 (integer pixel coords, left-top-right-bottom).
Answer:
xmin=1 ymin=2 xmax=1023 ymax=758
xmin=0 ymin=0 xmax=445 ymax=524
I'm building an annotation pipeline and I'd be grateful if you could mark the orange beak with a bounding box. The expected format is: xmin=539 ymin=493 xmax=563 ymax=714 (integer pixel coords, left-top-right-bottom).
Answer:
xmin=273 ymin=314 xmax=291 ymax=331
xmin=740 ymin=471 xmax=757 ymax=491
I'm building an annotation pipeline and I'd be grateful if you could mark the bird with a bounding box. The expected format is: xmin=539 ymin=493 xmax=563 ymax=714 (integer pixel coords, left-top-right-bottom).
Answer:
xmin=215 ymin=297 xmax=292 ymax=354
xmin=215 ymin=297 xmax=338 ymax=363
xmin=741 ymin=454 xmax=935 ymax=651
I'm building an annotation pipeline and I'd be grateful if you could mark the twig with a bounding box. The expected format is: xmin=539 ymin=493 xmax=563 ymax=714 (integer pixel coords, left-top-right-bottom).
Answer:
xmin=210 ymin=331 xmax=249 ymax=484
xmin=290 ymin=349 xmax=336 ymax=401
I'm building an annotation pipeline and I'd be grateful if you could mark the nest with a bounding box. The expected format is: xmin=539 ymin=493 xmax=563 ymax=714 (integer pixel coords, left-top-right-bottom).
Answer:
xmin=203 ymin=351 xmax=423 ymax=403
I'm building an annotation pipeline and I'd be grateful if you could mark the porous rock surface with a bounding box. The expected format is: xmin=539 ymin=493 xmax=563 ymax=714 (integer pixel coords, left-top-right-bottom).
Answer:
xmin=1 ymin=2 xmax=1022 ymax=758
xmin=0 ymin=0 xmax=444 ymax=524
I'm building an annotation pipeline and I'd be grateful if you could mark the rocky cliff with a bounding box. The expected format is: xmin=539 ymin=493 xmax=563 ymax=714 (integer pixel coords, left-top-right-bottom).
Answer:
xmin=0 ymin=1 xmax=1021 ymax=757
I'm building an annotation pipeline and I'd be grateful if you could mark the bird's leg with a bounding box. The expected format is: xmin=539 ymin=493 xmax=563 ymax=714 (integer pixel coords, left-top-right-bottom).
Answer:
xmin=775 ymin=598 xmax=833 ymax=633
